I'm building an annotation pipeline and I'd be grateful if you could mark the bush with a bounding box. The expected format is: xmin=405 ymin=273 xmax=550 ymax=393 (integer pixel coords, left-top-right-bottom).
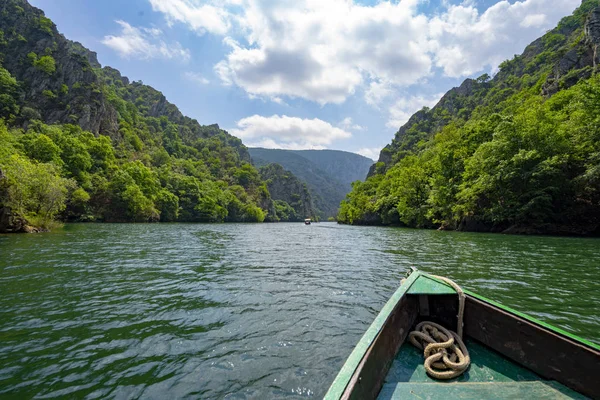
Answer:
xmin=0 ymin=154 xmax=75 ymax=225
xmin=34 ymin=56 xmax=56 ymax=75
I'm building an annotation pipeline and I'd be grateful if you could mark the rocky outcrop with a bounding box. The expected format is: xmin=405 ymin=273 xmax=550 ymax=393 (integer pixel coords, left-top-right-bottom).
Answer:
xmin=585 ymin=6 xmax=600 ymax=66
xmin=0 ymin=206 xmax=29 ymax=233
xmin=259 ymin=163 xmax=317 ymax=221
xmin=541 ymin=8 xmax=600 ymax=96
xmin=0 ymin=0 xmax=119 ymax=137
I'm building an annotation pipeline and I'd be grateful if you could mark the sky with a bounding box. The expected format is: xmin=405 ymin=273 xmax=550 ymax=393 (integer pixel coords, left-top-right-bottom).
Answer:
xmin=29 ymin=0 xmax=581 ymax=161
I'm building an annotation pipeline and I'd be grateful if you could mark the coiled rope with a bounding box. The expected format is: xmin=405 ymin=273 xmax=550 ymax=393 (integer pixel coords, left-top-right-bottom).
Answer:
xmin=408 ymin=275 xmax=470 ymax=380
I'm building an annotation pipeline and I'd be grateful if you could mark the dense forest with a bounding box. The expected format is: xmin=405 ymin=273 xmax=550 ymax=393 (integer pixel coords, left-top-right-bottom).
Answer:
xmin=339 ymin=0 xmax=600 ymax=236
xmin=0 ymin=0 xmax=316 ymax=231
xmin=258 ymin=163 xmax=317 ymax=222
xmin=249 ymin=148 xmax=372 ymax=218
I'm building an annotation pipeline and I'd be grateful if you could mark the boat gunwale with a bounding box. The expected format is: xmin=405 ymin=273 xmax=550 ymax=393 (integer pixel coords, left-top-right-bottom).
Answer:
xmin=324 ymin=270 xmax=600 ymax=399
xmin=323 ymin=270 xmax=420 ymax=399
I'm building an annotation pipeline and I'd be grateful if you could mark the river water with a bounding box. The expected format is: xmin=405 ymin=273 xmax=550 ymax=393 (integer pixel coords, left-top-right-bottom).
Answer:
xmin=0 ymin=223 xmax=598 ymax=398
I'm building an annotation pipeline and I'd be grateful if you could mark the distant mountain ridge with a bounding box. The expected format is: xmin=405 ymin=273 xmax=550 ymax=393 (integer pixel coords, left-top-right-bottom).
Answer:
xmin=248 ymin=148 xmax=373 ymax=218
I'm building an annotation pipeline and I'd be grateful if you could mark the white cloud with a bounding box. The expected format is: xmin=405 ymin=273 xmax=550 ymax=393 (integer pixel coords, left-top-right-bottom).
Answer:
xmin=183 ymin=71 xmax=210 ymax=85
xmin=521 ymin=14 xmax=547 ymax=28
xmin=102 ymin=20 xmax=190 ymax=61
xmin=365 ymin=80 xmax=395 ymax=108
xmin=230 ymin=114 xmax=352 ymax=149
xmin=387 ymin=93 xmax=444 ymax=129
xmin=216 ymin=0 xmax=431 ymax=104
xmin=147 ymin=0 xmax=232 ymax=35
xmin=429 ymin=0 xmax=579 ymax=77
xmin=356 ymin=147 xmax=380 ymax=162
xmin=145 ymin=0 xmax=580 ymax=104
xmin=339 ymin=117 xmax=364 ymax=131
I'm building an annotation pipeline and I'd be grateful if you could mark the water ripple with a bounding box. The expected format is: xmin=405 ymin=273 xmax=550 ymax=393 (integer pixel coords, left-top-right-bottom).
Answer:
xmin=0 ymin=223 xmax=598 ymax=398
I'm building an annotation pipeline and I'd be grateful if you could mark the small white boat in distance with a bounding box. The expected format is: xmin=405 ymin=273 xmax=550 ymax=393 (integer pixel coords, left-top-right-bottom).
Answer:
xmin=304 ymin=218 xmax=311 ymax=225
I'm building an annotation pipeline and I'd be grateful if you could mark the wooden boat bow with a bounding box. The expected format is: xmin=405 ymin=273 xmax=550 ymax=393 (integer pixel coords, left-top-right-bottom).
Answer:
xmin=325 ymin=269 xmax=600 ymax=400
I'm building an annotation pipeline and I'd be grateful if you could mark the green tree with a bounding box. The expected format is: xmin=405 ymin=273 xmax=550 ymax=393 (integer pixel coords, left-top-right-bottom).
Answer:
xmin=1 ymin=154 xmax=74 ymax=227
xmin=108 ymin=170 xmax=157 ymax=222
xmin=19 ymin=133 xmax=62 ymax=165
xmin=156 ymin=189 xmax=179 ymax=222
xmin=0 ymin=66 xmax=19 ymax=119
xmin=33 ymin=55 xmax=56 ymax=75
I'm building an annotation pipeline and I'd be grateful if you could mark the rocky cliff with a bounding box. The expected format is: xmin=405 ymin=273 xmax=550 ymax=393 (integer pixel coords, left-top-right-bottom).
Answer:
xmin=259 ymin=163 xmax=317 ymax=222
xmin=0 ymin=1 xmax=119 ymax=136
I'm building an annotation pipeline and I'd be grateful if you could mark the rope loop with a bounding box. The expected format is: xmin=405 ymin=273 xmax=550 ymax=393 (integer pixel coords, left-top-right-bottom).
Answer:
xmin=408 ymin=275 xmax=470 ymax=380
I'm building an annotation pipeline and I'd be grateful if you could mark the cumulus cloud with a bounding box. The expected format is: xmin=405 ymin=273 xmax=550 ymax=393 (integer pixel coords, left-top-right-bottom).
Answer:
xmin=147 ymin=0 xmax=232 ymax=35
xmin=521 ymin=14 xmax=547 ymax=28
xmin=230 ymin=115 xmax=352 ymax=149
xmin=429 ymin=0 xmax=579 ymax=77
xmin=102 ymin=20 xmax=190 ymax=61
xmin=215 ymin=0 xmax=430 ymax=104
xmin=144 ymin=0 xmax=580 ymax=104
xmin=387 ymin=93 xmax=444 ymax=129
xmin=365 ymin=80 xmax=395 ymax=108
xmin=183 ymin=71 xmax=210 ymax=85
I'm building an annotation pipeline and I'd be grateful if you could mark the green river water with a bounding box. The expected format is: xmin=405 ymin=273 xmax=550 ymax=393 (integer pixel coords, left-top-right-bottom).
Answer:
xmin=0 ymin=223 xmax=598 ymax=399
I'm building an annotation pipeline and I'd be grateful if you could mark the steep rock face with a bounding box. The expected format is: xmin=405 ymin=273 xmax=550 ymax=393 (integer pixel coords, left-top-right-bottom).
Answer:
xmin=0 ymin=0 xmax=119 ymax=137
xmin=541 ymin=8 xmax=600 ymax=95
xmin=259 ymin=163 xmax=316 ymax=221
xmin=585 ymin=7 xmax=600 ymax=63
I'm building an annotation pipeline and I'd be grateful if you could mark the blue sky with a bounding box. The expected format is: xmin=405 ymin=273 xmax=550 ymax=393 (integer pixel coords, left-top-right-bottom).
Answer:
xmin=29 ymin=0 xmax=581 ymax=160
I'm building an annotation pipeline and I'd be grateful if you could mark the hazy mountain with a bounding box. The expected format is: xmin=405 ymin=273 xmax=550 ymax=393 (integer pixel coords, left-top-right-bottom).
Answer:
xmin=249 ymin=148 xmax=373 ymax=218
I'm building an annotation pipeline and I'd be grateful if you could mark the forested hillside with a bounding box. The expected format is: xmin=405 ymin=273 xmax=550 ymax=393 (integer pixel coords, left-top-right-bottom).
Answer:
xmin=340 ymin=0 xmax=600 ymax=236
xmin=0 ymin=0 xmax=280 ymax=231
xmin=249 ymin=148 xmax=372 ymax=218
xmin=258 ymin=163 xmax=317 ymax=222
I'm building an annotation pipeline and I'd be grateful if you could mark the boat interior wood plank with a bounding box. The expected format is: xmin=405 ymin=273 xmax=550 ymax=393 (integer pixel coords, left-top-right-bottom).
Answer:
xmin=377 ymin=381 xmax=588 ymax=400
xmin=463 ymin=296 xmax=600 ymax=399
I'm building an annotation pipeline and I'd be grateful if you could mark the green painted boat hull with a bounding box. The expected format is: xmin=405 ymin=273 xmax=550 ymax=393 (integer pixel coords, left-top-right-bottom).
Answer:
xmin=325 ymin=270 xmax=600 ymax=399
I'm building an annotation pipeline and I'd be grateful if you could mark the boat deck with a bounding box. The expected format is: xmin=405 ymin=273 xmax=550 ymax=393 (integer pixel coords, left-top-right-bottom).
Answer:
xmin=377 ymin=339 xmax=587 ymax=399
